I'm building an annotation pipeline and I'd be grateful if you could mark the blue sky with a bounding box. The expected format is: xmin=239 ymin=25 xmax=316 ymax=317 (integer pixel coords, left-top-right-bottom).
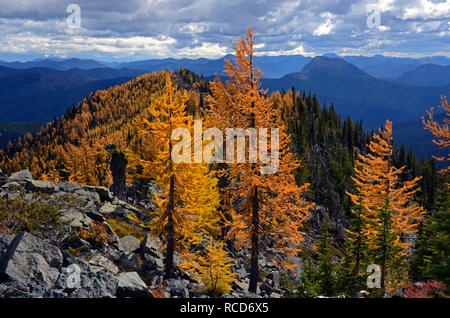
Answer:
xmin=0 ymin=0 xmax=449 ymax=61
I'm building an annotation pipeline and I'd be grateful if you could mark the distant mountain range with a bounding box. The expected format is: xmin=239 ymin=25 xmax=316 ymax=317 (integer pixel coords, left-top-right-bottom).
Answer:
xmin=0 ymin=54 xmax=448 ymax=158
xmin=325 ymin=53 xmax=450 ymax=79
xmin=2 ymin=54 xmax=449 ymax=80
xmin=263 ymin=56 xmax=448 ymax=128
xmin=0 ymin=55 xmax=313 ymax=79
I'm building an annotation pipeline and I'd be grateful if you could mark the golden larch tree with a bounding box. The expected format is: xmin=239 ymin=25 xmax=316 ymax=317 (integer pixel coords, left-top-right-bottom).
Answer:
xmin=128 ymin=74 xmax=220 ymax=277
xmin=348 ymin=120 xmax=424 ymax=295
xmin=207 ymin=28 xmax=313 ymax=292
xmin=422 ymin=95 xmax=450 ymax=174
xmin=180 ymin=236 xmax=237 ymax=296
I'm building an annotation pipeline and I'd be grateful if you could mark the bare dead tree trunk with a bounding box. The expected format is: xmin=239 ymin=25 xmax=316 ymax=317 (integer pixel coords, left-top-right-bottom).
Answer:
xmin=106 ymin=144 xmax=127 ymax=201
xmin=249 ymin=186 xmax=259 ymax=293
xmin=165 ymin=173 xmax=175 ymax=278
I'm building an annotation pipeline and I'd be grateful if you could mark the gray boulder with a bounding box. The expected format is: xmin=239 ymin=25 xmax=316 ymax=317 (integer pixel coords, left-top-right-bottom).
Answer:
xmin=57 ymin=182 xmax=83 ymax=193
xmin=83 ymin=186 xmax=113 ymax=202
xmin=170 ymin=286 xmax=188 ymax=298
xmin=116 ymin=272 xmax=153 ymax=298
xmin=57 ymin=255 xmax=118 ymax=297
xmin=99 ymin=202 xmax=127 ymax=215
xmin=8 ymin=170 xmax=33 ymax=182
xmin=74 ymin=189 xmax=101 ymax=204
xmin=0 ymin=232 xmax=62 ymax=291
xmin=1 ymin=181 xmax=22 ymax=191
xmin=83 ymin=204 xmax=106 ymax=223
xmin=61 ymin=208 xmax=93 ymax=229
xmin=119 ymin=235 xmax=141 ymax=254
xmin=1 ymin=232 xmax=63 ymax=268
xmin=25 ymin=180 xmax=58 ymax=194
xmin=140 ymin=234 xmax=162 ymax=258
xmin=61 ymin=266 xmax=118 ymax=298
xmin=118 ymin=253 xmax=141 ymax=272
xmin=88 ymin=254 xmax=119 ymax=274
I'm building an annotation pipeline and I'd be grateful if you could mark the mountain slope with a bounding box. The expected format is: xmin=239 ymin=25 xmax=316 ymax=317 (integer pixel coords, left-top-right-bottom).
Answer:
xmin=392 ymin=64 xmax=450 ymax=87
xmin=0 ymin=70 xmax=207 ymax=183
xmin=64 ymin=67 xmax=146 ymax=80
xmin=0 ymin=65 xmax=20 ymax=77
xmin=0 ymin=67 xmax=134 ymax=122
xmin=393 ymin=112 xmax=447 ymax=160
xmin=263 ymin=56 xmax=447 ymax=128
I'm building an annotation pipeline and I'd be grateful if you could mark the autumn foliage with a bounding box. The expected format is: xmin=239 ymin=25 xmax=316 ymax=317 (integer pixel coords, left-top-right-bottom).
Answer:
xmin=180 ymin=237 xmax=236 ymax=296
xmin=207 ymin=28 xmax=313 ymax=292
xmin=0 ymin=70 xmax=204 ymax=186
xmin=127 ymin=74 xmax=221 ymax=277
xmin=347 ymin=120 xmax=424 ymax=294
xmin=422 ymin=96 xmax=450 ymax=174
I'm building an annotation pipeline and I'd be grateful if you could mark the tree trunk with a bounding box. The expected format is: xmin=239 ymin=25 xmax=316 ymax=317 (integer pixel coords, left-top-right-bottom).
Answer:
xmin=249 ymin=186 xmax=259 ymax=293
xmin=165 ymin=174 xmax=175 ymax=278
xmin=381 ymin=220 xmax=387 ymax=297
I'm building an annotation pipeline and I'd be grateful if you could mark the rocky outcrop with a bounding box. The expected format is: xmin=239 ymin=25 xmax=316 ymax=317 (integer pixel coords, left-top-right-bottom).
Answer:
xmin=0 ymin=170 xmax=287 ymax=298
xmin=0 ymin=232 xmax=63 ymax=292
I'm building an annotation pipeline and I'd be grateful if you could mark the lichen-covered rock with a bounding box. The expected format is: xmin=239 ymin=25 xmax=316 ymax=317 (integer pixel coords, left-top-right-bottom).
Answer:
xmin=88 ymin=254 xmax=119 ymax=275
xmin=61 ymin=208 xmax=93 ymax=229
xmin=99 ymin=202 xmax=127 ymax=215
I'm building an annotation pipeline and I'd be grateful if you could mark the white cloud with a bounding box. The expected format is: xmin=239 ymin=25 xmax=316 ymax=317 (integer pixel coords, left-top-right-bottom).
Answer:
xmin=177 ymin=42 xmax=230 ymax=58
xmin=412 ymin=21 xmax=442 ymax=33
xmin=256 ymin=43 xmax=315 ymax=56
xmin=401 ymin=0 xmax=450 ymax=20
xmin=0 ymin=33 xmax=178 ymax=57
xmin=179 ymin=23 xmax=210 ymax=34
xmin=312 ymin=12 xmax=335 ymax=36
xmin=0 ymin=0 xmax=449 ymax=60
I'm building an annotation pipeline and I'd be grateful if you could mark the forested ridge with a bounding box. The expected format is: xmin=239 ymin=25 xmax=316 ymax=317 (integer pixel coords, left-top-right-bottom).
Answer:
xmin=0 ymin=29 xmax=448 ymax=298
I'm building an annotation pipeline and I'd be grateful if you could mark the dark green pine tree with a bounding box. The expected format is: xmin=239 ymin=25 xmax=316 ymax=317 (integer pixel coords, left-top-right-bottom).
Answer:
xmin=315 ymin=222 xmax=337 ymax=296
xmin=296 ymin=256 xmax=319 ymax=298
xmin=337 ymin=196 xmax=369 ymax=296
xmin=409 ymin=219 xmax=434 ymax=281
xmin=336 ymin=243 xmax=361 ymax=297
xmin=427 ymin=176 xmax=450 ymax=293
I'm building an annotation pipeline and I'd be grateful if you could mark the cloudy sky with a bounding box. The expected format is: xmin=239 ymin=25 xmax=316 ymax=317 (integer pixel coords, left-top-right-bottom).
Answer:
xmin=0 ymin=0 xmax=449 ymax=61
